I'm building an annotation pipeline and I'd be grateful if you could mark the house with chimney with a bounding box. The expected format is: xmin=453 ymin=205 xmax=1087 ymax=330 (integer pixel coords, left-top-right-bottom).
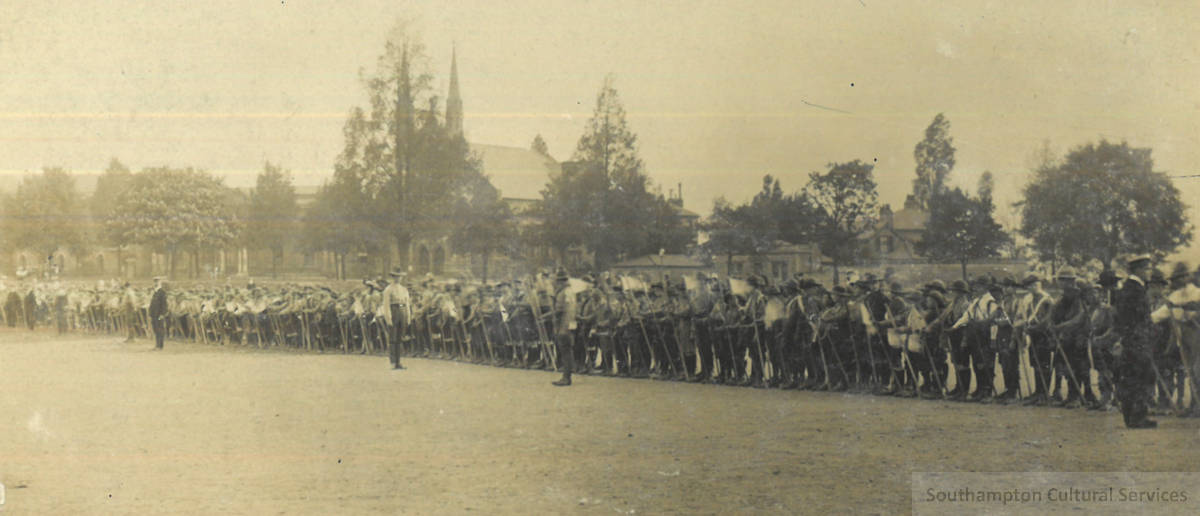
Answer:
xmin=859 ymin=195 xmax=929 ymax=264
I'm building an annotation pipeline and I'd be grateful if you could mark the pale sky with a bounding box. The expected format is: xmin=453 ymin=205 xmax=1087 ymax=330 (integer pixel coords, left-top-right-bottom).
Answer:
xmin=1 ymin=1 xmax=1198 ymax=257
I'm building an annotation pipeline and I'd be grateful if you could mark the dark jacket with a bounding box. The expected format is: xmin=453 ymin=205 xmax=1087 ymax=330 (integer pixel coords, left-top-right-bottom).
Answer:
xmin=1114 ymin=277 xmax=1150 ymax=349
xmin=149 ymin=288 xmax=169 ymax=321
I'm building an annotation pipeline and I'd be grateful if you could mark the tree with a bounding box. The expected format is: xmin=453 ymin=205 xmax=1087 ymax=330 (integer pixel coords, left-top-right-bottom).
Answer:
xmin=303 ymin=147 xmax=388 ymax=280
xmin=910 ymin=113 xmax=956 ymax=210
xmin=531 ymin=134 xmax=549 ymax=156
xmin=449 ymin=175 xmax=517 ymax=282
xmin=915 ymin=187 xmax=1010 ymax=280
xmin=1 ymin=167 xmax=86 ymax=268
xmin=702 ymin=175 xmax=817 ymax=275
xmin=977 ymin=170 xmax=994 ymax=206
xmin=702 ymin=197 xmax=755 ymax=274
xmin=336 ymin=21 xmax=482 ymax=272
xmin=532 ymin=76 xmax=692 ymax=270
xmin=245 ymin=161 xmax=298 ymax=278
xmin=107 ymin=167 xmax=240 ymax=279
xmin=804 ymin=160 xmax=878 ymax=283
xmin=1018 ymin=139 xmax=1191 ymax=270
xmin=89 ymin=159 xmax=135 ymax=275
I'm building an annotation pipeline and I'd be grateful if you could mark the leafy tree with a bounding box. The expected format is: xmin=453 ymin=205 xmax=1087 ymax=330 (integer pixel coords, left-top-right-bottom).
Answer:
xmin=107 ymin=167 xmax=240 ymax=279
xmin=702 ymin=175 xmax=817 ymax=275
xmin=531 ymin=134 xmax=549 ymax=156
xmin=1018 ymin=139 xmax=1191 ymax=270
xmin=336 ymin=21 xmax=482 ymax=272
xmin=532 ymin=76 xmax=692 ymax=269
xmin=245 ymin=161 xmax=298 ymax=278
xmin=303 ymin=141 xmax=389 ymax=280
xmin=1 ymin=167 xmax=86 ymax=265
xmin=449 ymin=175 xmax=517 ymax=282
xmin=702 ymin=197 xmax=755 ymax=274
xmin=89 ymin=159 xmax=135 ymax=275
xmin=804 ymin=160 xmax=878 ymax=283
xmin=910 ymin=113 xmax=956 ymax=210
xmin=915 ymin=187 xmax=1010 ymax=280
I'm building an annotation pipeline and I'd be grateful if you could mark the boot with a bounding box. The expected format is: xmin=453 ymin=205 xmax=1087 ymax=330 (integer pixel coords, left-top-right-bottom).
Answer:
xmin=1128 ymin=418 xmax=1158 ymax=429
xmin=1022 ymin=393 xmax=1047 ymax=406
xmin=966 ymin=386 xmax=986 ymax=403
xmin=552 ymin=373 xmax=572 ymax=387
xmin=945 ymin=380 xmax=967 ymax=401
xmin=993 ymin=390 xmax=1017 ymax=405
xmin=918 ymin=385 xmax=941 ymax=400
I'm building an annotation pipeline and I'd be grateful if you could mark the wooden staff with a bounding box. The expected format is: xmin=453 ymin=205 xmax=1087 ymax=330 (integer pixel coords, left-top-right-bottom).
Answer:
xmin=821 ymin=330 xmax=852 ymax=388
xmin=528 ymin=295 xmax=554 ymax=370
xmin=810 ymin=319 xmax=833 ymax=388
xmin=477 ymin=316 xmax=497 ymax=365
xmin=1048 ymin=329 xmax=1084 ymax=400
xmin=920 ymin=330 xmax=949 ymax=399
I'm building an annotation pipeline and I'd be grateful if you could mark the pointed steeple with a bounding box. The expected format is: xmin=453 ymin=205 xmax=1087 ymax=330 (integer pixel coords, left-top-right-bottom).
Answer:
xmin=445 ymin=45 xmax=464 ymax=138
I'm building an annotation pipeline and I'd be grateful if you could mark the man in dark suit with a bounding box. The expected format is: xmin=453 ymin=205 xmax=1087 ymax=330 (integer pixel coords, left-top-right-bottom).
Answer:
xmin=23 ymin=283 xmax=37 ymax=330
xmin=1114 ymin=255 xmax=1157 ymax=429
xmin=149 ymin=277 xmax=169 ymax=350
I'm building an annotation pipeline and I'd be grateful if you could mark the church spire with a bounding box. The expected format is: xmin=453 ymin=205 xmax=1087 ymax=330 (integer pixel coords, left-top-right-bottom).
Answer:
xmin=445 ymin=45 xmax=464 ymax=138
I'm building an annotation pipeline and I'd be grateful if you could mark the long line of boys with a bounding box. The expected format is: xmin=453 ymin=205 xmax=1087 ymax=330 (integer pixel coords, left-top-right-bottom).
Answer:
xmin=4 ymin=262 xmax=1197 ymax=416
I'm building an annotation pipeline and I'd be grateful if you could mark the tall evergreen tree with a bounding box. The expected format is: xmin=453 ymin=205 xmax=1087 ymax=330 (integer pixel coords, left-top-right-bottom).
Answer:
xmin=89 ymin=158 xmax=135 ymax=275
xmin=531 ymin=134 xmax=549 ymax=156
xmin=977 ymin=170 xmax=994 ymax=206
xmin=246 ymin=162 xmax=298 ymax=278
xmin=337 ymin=21 xmax=483 ymax=272
xmin=533 ymin=76 xmax=692 ymax=269
xmin=910 ymin=113 xmax=956 ymax=210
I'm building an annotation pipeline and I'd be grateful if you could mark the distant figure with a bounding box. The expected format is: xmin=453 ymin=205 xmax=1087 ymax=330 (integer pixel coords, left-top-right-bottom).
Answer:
xmin=4 ymin=289 xmax=21 ymax=327
xmin=552 ymin=269 xmax=577 ymax=387
xmin=381 ymin=269 xmax=410 ymax=370
xmin=149 ymin=277 xmax=169 ymax=350
xmin=23 ymin=284 xmax=37 ymax=330
xmin=53 ymin=284 xmax=68 ymax=334
xmin=122 ymin=282 xmax=137 ymax=342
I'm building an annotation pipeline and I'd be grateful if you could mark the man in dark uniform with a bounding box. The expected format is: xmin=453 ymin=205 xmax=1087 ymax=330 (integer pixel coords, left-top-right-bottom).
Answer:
xmin=1114 ymin=255 xmax=1158 ymax=428
xmin=4 ymin=287 xmax=22 ymax=327
xmin=149 ymin=277 xmax=169 ymax=350
xmin=23 ymin=282 xmax=38 ymax=330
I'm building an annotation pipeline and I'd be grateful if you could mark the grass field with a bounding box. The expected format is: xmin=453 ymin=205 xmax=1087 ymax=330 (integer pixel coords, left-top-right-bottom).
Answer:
xmin=0 ymin=330 xmax=1196 ymax=514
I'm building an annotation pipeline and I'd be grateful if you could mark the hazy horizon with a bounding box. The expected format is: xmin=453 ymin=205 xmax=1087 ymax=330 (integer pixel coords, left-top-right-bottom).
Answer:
xmin=2 ymin=1 xmax=1198 ymax=260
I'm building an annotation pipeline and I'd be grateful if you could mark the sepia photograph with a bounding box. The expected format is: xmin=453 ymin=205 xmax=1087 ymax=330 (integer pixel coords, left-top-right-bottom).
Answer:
xmin=1 ymin=1 xmax=1198 ymax=514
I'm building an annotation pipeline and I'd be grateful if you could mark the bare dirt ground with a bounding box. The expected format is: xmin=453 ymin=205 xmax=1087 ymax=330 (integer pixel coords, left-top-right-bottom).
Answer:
xmin=1 ymin=330 xmax=1198 ymax=515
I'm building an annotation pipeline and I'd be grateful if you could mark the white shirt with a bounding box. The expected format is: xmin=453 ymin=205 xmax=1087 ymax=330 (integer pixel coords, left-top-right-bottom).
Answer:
xmin=380 ymin=283 xmax=411 ymax=326
xmin=952 ymin=292 xmax=1003 ymax=329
